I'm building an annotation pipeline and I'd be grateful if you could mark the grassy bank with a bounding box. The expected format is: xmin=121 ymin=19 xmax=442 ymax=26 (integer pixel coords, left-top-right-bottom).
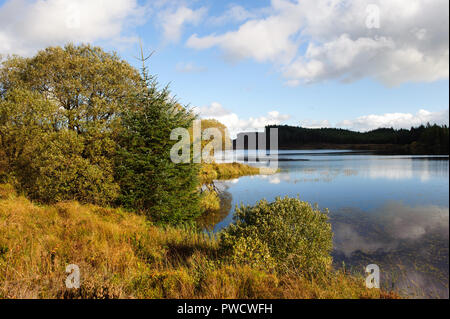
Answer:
xmin=0 ymin=184 xmax=398 ymax=299
xmin=200 ymin=162 xmax=276 ymax=184
xmin=198 ymin=162 xmax=265 ymax=212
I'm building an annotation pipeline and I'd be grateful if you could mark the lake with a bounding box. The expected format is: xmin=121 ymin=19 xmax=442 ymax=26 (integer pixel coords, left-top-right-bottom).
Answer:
xmin=200 ymin=150 xmax=449 ymax=298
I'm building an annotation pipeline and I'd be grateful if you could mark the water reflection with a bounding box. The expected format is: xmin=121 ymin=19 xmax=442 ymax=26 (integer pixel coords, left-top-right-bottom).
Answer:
xmin=203 ymin=151 xmax=449 ymax=298
xmin=332 ymin=202 xmax=449 ymax=298
xmin=196 ymin=189 xmax=233 ymax=232
xmin=364 ymin=158 xmax=449 ymax=181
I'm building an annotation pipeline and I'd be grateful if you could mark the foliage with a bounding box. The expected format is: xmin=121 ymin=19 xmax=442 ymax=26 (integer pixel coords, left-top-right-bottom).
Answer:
xmin=413 ymin=123 xmax=449 ymax=154
xmin=0 ymin=88 xmax=58 ymax=174
xmin=19 ymin=130 xmax=119 ymax=205
xmin=114 ymin=61 xmax=200 ymax=224
xmin=0 ymin=44 xmax=203 ymax=221
xmin=0 ymin=44 xmax=142 ymax=204
xmin=269 ymin=124 xmax=449 ymax=154
xmin=0 ymin=190 xmax=396 ymax=299
xmin=220 ymin=197 xmax=333 ymax=277
xmin=189 ymin=118 xmax=231 ymax=156
xmin=0 ymin=44 xmax=142 ymax=132
xmin=225 ymin=236 xmax=276 ymax=271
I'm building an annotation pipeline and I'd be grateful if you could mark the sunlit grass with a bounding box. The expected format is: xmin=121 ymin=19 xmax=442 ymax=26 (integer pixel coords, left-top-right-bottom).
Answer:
xmin=200 ymin=162 xmax=268 ymax=184
xmin=0 ymin=184 xmax=399 ymax=299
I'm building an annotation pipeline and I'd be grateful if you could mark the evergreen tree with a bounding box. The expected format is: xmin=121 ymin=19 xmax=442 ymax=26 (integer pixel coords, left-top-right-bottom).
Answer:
xmin=115 ymin=51 xmax=200 ymax=224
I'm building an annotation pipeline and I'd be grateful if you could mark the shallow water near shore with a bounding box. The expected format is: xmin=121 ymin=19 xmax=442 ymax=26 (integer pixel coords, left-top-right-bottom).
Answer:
xmin=201 ymin=150 xmax=449 ymax=298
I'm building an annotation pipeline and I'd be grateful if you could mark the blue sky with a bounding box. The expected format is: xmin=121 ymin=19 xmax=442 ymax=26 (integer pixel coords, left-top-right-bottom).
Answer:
xmin=0 ymin=0 xmax=448 ymax=136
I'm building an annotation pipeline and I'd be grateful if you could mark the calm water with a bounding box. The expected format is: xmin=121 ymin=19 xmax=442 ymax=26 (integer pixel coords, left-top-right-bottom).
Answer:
xmin=200 ymin=150 xmax=449 ymax=298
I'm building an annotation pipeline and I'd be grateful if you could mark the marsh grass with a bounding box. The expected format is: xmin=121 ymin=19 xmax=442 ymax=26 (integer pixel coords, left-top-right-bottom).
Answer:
xmin=200 ymin=163 xmax=262 ymax=184
xmin=0 ymin=184 xmax=399 ymax=299
xmin=199 ymin=189 xmax=221 ymax=212
xmin=198 ymin=162 xmax=268 ymax=213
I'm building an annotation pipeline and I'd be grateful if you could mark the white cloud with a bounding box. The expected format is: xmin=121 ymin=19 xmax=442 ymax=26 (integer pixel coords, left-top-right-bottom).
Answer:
xmin=197 ymin=102 xmax=290 ymax=138
xmin=198 ymin=102 xmax=231 ymax=117
xmin=208 ymin=4 xmax=260 ymax=26
xmin=158 ymin=6 xmax=206 ymax=43
xmin=0 ymin=0 xmax=145 ymax=56
xmin=283 ymin=34 xmax=397 ymax=83
xmin=187 ymin=1 xmax=301 ymax=64
xmin=299 ymin=109 xmax=449 ymax=131
xmin=186 ymin=0 xmax=449 ymax=86
xmin=299 ymin=119 xmax=331 ymax=129
xmin=337 ymin=109 xmax=449 ymax=131
xmin=334 ymin=202 xmax=449 ymax=256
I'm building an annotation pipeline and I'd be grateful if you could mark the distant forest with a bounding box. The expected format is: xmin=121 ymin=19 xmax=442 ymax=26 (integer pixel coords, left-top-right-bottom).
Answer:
xmin=263 ymin=123 xmax=449 ymax=154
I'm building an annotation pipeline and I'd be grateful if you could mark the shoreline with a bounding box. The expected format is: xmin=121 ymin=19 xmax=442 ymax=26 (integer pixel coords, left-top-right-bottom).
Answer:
xmin=233 ymin=144 xmax=449 ymax=156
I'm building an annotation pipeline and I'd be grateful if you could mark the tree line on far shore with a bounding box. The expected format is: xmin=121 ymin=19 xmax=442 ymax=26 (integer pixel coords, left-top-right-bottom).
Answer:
xmin=266 ymin=124 xmax=449 ymax=154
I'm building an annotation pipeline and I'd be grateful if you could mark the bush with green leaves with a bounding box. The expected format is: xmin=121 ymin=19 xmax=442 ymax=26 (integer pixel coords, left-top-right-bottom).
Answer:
xmin=18 ymin=130 xmax=119 ymax=205
xmin=220 ymin=197 xmax=333 ymax=277
xmin=225 ymin=236 xmax=276 ymax=271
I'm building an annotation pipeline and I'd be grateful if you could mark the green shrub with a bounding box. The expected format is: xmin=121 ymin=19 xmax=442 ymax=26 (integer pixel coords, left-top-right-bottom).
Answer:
xmin=219 ymin=196 xmax=333 ymax=277
xmin=17 ymin=130 xmax=119 ymax=204
xmin=224 ymin=236 xmax=276 ymax=271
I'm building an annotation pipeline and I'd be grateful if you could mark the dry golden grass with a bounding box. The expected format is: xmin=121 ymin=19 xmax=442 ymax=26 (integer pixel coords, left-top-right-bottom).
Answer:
xmin=0 ymin=184 xmax=399 ymax=299
xmin=0 ymin=184 xmax=15 ymax=200
xmin=199 ymin=189 xmax=221 ymax=212
xmin=200 ymin=162 xmax=265 ymax=184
